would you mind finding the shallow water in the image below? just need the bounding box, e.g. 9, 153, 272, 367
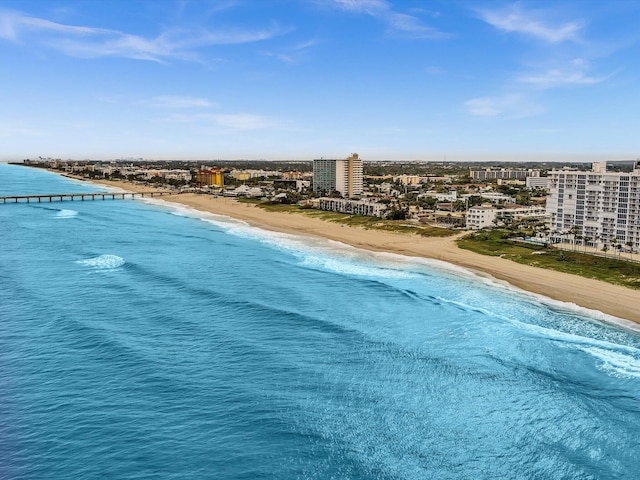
1, 164, 639, 479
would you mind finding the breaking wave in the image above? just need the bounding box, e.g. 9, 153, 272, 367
76, 254, 125, 270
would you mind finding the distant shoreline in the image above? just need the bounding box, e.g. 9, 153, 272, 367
51, 171, 640, 326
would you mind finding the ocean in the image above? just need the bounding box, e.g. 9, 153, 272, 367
1, 163, 639, 479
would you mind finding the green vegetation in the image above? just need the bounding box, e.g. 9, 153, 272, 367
457, 230, 640, 289
239, 198, 455, 237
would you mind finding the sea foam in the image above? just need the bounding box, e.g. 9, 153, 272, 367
137, 196, 640, 333
77, 254, 125, 270
55, 209, 78, 219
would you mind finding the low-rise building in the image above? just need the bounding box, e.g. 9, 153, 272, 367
318, 197, 386, 217
471, 168, 541, 181
224, 184, 263, 197
466, 206, 497, 229
419, 190, 457, 202
526, 176, 550, 189
462, 192, 515, 205
466, 205, 549, 229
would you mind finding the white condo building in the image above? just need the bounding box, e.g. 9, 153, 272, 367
313, 153, 363, 198
546, 161, 640, 252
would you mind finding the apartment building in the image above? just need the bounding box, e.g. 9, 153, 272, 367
466, 205, 548, 229
313, 153, 363, 198
546, 161, 640, 251
471, 168, 541, 181
318, 198, 386, 217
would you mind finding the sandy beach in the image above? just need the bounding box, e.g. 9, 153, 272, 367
65, 174, 640, 325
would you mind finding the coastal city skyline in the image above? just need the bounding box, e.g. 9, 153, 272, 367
1, 0, 639, 162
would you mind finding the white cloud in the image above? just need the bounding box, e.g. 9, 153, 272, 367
465, 94, 544, 118
517, 59, 611, 88
0, 9, 284, 62
160, 112, 278, 131
331, 0, 448, 39
478, 3, 583, 43
212, 114, 277, 130
146, 96, 216, 109
518, 69, 604, 88
333, 0, 388, 14
262, 37, 320, 64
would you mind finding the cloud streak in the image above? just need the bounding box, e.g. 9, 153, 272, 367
262, 38, 320, 64
518, 69, 605, 88
465, 93, 544, 119
477, 3, 584, 43
160, 112, 279, 132
0, 9, 284, 62
145, 96, 216, 109
332, 0, 448, 39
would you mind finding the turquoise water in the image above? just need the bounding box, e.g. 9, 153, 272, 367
1, 163, 639, 479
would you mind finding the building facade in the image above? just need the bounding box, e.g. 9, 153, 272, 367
525, 177, 550, 189
318, 198, 386, 217
466, 205, 548, 230
313, 153, 363, 197
196, 168, 224, 187
471, 168, 541, 181
546, 161, 640, 252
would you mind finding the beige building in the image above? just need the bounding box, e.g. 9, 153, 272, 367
313, 153, 363, 198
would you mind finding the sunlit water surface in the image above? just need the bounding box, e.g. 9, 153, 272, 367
1, 164, 639, 479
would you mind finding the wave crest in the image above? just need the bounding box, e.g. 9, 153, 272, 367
55, 209, 78, 218
77, 254, 125, 270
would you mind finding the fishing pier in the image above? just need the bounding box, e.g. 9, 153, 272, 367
0, 191, 175, 204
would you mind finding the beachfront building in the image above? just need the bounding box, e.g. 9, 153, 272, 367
546, 161, 640, 252
471, 168, 541, 181
466, 206, 497, 229
318, 198, 386, 217
313, 153, 363, 198
467, 205, 549, 230
196, 168, 224, 187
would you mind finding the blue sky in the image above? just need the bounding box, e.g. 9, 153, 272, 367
1, 0, 639, 161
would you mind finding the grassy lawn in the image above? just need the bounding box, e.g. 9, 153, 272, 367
457, 230, 640, 289
237, 198, 456, 237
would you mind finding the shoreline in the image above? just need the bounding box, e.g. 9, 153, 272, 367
58, 173, 640, 325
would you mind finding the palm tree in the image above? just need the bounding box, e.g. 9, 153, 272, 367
568, 224, 581, 251
583, 236, 592, 254
626, 241, 634, 261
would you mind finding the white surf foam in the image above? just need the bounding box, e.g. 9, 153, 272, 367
77, 254, 125, 270
578, 346, 640, 378
135, 197, 640, 332
55, 209, 78, 219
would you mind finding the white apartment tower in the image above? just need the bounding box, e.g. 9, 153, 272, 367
313, 153, 363, 198
546, 161, 640, 252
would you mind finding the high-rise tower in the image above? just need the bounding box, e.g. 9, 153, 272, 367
313, 153, 363, 198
